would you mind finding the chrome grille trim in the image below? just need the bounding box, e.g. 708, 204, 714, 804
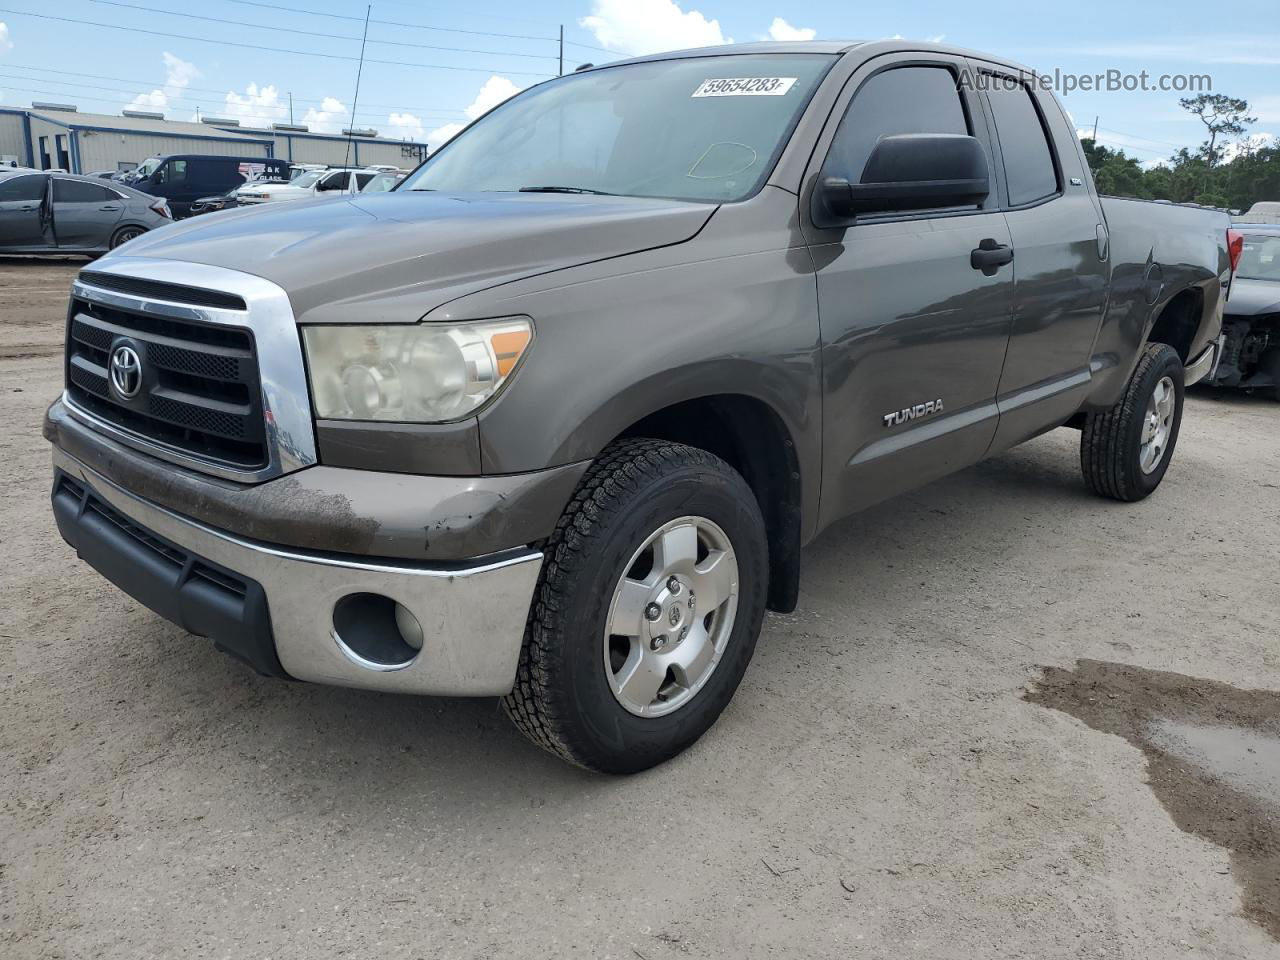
63, 256, 317, 483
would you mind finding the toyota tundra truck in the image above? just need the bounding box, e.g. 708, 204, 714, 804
44, 40, 1234, 773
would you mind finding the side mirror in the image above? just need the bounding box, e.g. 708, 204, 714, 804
815, 133, 990, 225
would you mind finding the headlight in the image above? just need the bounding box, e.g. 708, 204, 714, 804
302, 317, 533, 422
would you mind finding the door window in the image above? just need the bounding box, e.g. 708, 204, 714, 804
985, 78, 1059, 206
154, 159, 187, 185
53, 179, 116, 203
826, 66, 970, 181
320, 172, 350, 190
354, 172, 376, 189
0, 174, 47, 201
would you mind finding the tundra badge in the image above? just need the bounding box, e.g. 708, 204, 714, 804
883, 399, 944, 428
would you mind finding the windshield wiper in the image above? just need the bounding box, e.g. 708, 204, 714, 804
518, 185, 614, 195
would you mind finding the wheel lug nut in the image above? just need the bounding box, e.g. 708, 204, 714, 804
667, 576, 681, 594
679, 626, 689, 641
651, 636, 666, 651
687, 593, 696, 612
645, 602, 661, 621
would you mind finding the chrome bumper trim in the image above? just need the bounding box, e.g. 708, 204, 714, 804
54, 447, 542, 697
1185, 339, 1218, 387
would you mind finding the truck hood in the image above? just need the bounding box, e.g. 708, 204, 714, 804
115, 192, 716, 324
1226, 277, 1280, 317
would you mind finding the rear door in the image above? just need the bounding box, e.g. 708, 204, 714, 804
52, 178, 125, 249
973, 65, 1109, 450
803, 54, 1016, 523
0, 173, 52, 249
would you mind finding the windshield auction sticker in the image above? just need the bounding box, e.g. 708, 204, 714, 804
691, 77, 798, 97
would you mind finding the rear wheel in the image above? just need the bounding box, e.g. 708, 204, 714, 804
109, 225, 146, 249
1081, 342, 1185, 501
503, 438, 768, 773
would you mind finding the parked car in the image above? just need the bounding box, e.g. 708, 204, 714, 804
0, 170, 172, 253
121, 155, 290, 218
188, 187, 243, 217
1201, 224, 1280, 398
45, 40, 1231, 773
236, 167, 381, 204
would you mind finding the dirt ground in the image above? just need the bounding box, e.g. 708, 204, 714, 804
2, 256, 1279, 959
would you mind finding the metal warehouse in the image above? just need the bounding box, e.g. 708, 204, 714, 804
0, 104, 427, 173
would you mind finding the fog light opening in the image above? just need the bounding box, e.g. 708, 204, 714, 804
332, 593, 422, 671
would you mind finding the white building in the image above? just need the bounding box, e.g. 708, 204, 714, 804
0, 104, 428, 173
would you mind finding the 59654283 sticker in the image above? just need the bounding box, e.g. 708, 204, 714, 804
691, 77, 799, 98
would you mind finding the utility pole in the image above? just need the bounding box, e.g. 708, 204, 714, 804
196, 106, 201, 122
289, 92, 294, 125
559, 25, 564, 77
1092, 115, 1099, 141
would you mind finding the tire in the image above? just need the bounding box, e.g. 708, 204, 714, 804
1081, 342, 1185, 501
109, 225, 146, 249
503, 438, 769, 774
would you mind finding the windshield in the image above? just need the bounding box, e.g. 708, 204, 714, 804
1236, 235, 1280, 282
291, 170, 326, 189
133, 157, 162, 179
362, 173, 400, 193
400, 54, 834, 203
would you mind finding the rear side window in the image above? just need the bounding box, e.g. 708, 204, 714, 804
54, 179, 116, 203
985, 78, 1059, 206
0, 174, 46, 201
354, 173, 375, 189
826, 66, 970, 180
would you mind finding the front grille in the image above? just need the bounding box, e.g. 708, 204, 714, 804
65, 295, 268, 470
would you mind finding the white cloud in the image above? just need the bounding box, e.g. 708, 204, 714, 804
387, 111, 426, 141
581, 0, 729, 56
767, 17, 815, 42
0, 22, 13, 54
301, 96, 348, 135
425, 75, 521, 147
123, 51, 198, 116
219, 82, 288, 128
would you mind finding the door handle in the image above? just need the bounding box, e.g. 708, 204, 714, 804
99, 204, 122, 211
970, 238, 1014, 275
18, 203, 37, 210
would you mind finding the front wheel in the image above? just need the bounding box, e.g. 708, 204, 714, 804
504, 438, 768, 773
1081, 342, 1185, 501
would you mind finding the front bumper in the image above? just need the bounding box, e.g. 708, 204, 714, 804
52, 446, 543, 696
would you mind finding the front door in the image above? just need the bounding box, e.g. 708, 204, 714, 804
0, 174, 52, 249
803, 56, 1015, 524
53, 177, 125, 249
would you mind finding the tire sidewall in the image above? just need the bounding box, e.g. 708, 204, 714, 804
1125, 347, 1185, 495
548, 464, 767, 773
111, 227, 145, 249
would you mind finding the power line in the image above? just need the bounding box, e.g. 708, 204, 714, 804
0, 8, 554, 78
211, 0, 613, 53
89, 0, 561, 61
0, 62, 469, 116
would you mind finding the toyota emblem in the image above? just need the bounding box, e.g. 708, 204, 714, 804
109, 344, 143, 399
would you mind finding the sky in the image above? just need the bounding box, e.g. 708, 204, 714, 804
0, 0, 1277, 164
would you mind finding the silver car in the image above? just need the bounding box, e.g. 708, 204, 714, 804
0, 171, 173, 255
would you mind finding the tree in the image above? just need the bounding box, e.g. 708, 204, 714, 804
1179, 93, 1256, 169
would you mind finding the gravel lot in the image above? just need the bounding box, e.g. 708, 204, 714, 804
3, 256, 1279, 959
